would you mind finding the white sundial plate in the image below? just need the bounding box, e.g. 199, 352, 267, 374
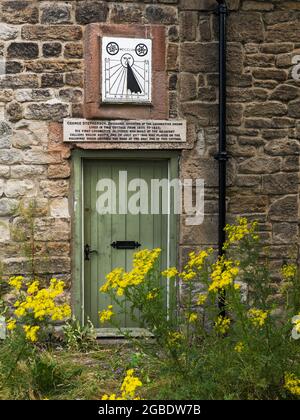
101, 36, 152, 104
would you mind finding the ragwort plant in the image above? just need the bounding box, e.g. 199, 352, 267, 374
99, 218, 300, 400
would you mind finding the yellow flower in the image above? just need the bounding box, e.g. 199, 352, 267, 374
188, 312, 198, 323
8, 276, 24, 291
248, 308, 268, 328
209, 257, 239, 292
27, 280, 39, 295
223, 217, 258, 249
281, 264, 297, 280
214, 316, 231, 335
6, 319, 16, 331
284, 373, 300, 396
161, 267, 178, 278
14, 306, 26, 318
100, 249, 161, 295
23, 325, 40, 342
99, 305, 114, 323
146, 288, 159, 300
180, 270, 197, 281
234, 341, 245, 353
292, 315, 300, 334
196, 293, 207, 306
167, 331, 183, 345
120, 369, 142, 399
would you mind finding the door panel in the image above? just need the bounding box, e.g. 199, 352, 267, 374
83, 159, 170, 328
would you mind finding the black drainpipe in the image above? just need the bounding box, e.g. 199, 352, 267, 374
214, 0, 228, 314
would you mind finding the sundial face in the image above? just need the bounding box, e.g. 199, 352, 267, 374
101, 36, 152, 104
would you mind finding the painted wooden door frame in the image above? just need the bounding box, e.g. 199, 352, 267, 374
71, 149, 180, 325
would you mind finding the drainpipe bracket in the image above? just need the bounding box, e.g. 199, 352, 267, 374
214, 151, 230, 161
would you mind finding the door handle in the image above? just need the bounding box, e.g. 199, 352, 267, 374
111, 241, 141, 250
84, 244, 98, 261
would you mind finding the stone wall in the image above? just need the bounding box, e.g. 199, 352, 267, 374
0, 0, 299, 290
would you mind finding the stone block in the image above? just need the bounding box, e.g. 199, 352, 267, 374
2, 1, 38, 24
269, 196, 298, 222
75, 1, 109, 24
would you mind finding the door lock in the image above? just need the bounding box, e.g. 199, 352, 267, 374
84, 244, 98, 261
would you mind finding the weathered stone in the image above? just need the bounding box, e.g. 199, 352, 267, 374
167, 43, 178, 71
42, 43, 62, 58
0, 180, 4, 197
230, 195, 268, 214
15, 89, 52, 103
34, 217, 70, 242
198, 87, 216, 102
245, 53, 274, 68
179, 11, 198, 41
242, 1, 273, 11
272, 117, 296, 129
0, 166, 10, 178
239, 156, 281, 174
59, 88, 83, 103
282, 155, 299, 172
2, 1, 38, 24
65, 72, 83, 87
0, 218, 10, 242
0, 90, 13, 103
10, 165, 46, 179
180, 42, 218, 73
273, 223, 299, 245
270, 84, 300, 102
181, 156, 218, 187
180, 215, 218, 245
0, 121, 12, 139
41, 4, 71, 24
252, 69, 287, 82
0, 74, 39, 89
227, 44, 244, 74
199, 16, 211, 42
50, 198, 70, 218
23, 150, 61, 165
145, 6, 177, 24
288, 101, 300, 118
236, 175, 261, 188
25, 60, 81, 73
40, 180, 69, 198
47, 163, 70, 179
0, 198, 19, 216
179, 0, 217, 11
22, 25, 82, 41
169, 73, 177, 90
276, 53, 293, 68
5, 61, 24, 74
228, 13, 264, 42
4, 180, 36, 198
181, 102, 218, 126
64, 43, 83, 59
260, 43, 293, 54
227, 87, 268, 102
168, 26, 179, 42
264, 139, 300, 156
266, 21, 300, 42
75, 1, 109, 24
0, 24, 18, 41
262, 173, 299, 194
245, 102, 287, 118
7, 42, 39, 60
41, 74, 64, 88
110, 4, 143, 23
269, 196, 298, 222
261, 129, 288, 140
6, 102, 23, 122
25, 103, 69, 121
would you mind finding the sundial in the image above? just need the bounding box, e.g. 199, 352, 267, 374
101, 36, 152, 104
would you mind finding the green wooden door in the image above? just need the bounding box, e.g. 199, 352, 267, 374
83, 159, 173, 329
